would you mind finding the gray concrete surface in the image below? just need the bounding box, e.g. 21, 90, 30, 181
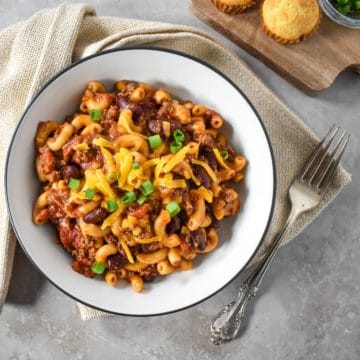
1, 1, 359, 359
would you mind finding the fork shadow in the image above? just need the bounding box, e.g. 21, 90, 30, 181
5, 244, 46, 305
210, 244, 294, 340
218, 264, 262, 337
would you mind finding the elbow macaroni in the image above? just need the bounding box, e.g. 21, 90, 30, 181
33, 79, 246, 292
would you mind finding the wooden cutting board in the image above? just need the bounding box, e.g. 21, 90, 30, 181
190, 0, 360, 92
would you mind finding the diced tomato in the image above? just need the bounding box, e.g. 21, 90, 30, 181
128, 204, 149, 219
58, 221, 72, 250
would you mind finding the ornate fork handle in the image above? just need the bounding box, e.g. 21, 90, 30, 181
210, 208, 300, 345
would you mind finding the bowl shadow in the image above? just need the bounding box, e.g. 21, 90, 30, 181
5, 244, 46, 305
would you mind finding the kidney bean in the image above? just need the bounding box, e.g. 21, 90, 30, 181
205, 204, 220, 228
49, 217, 62, 224
62, 164, 81, 180
83, 208, 108, 225
169, 119, 182, 132
117, 95, 129, 110
107, 253, 128, 270
148, 119, 162, 134
166, 215, 181, 234
190, 229, 207, 252
143, 274, 157, 282
200, 146, 218, 170
130, 104, 142, 121
192, 164, 211, 188
129, 99, 157, 121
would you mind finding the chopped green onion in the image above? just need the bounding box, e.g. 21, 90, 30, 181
137, 194, 147, 205
106, 171, 119, 183
106, 198, 119, 212
166, 201, 181, 217
68, 177, 80, 190
341, 4, 351, 13
333, 0, 360, 14
148, 134, 163, 149
90, 108, 102, 122
173, 129, 185, 143
220, 150, 229, 160
84, 188, 96, 199
91, 261, 105, 275
140, 180, 154, 196
132, 161, 140, 170
121, 191, 137, 205
170, 141, 183, 153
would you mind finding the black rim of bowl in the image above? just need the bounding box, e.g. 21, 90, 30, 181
5, 46, 277, 317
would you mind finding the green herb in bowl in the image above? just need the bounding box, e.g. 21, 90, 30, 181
332, 0, 360, 15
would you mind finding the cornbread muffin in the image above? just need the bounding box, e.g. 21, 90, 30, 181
211, 0, 256, 14
261, 0, 320, 44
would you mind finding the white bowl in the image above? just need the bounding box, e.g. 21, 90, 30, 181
5, 48, 276, 316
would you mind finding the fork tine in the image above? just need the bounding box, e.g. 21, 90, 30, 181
308, 127, 341, 184
300, 125, 338, 181
316, 132, 349, 192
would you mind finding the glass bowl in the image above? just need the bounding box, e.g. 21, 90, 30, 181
319, 0, 360, 29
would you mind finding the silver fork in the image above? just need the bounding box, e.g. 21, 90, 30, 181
210, 126, 349, 345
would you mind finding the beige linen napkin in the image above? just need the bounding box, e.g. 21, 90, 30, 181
0, 4, 350, 320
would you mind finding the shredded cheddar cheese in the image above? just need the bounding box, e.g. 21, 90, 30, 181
73, 143, 89, 151
133, 236, 162, 244
213, 148, 231, 170
163, 121, 171, 138
155, 174, 187, 188
93, 137, 115, 150
163, 145, 191, 173
95, 169, 117, 199
101, 210, 122, 230
120, 239, 135, 264
191, 159, 217, 183
118, 108, 147, 139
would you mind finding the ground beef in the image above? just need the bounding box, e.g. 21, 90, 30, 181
193, 132, 216, 148
72, 148, 103, 170
105, 233, 119, 245
139, 264, 158, 282
62, 135, 83, 161
139, 242, 161, 254
101, 105, 119, 128
47, 188, 70, 219
70, 227, 97, 278
72, 261, 94, 278
38, 146, 56, 174
148, 119, 162, 134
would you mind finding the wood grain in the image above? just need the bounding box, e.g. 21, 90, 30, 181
190, 0, 360, 92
